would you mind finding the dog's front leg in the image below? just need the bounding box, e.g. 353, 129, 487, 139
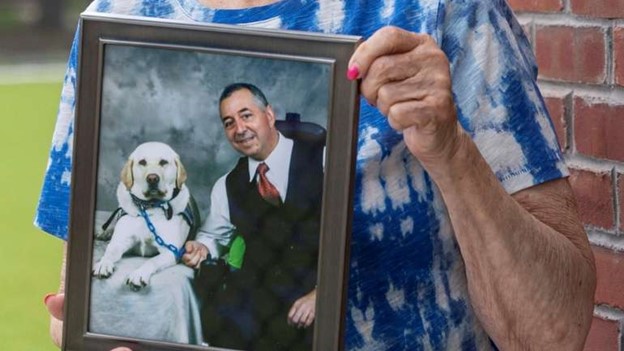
126, 251, 177, 290
92, 232, 136, 279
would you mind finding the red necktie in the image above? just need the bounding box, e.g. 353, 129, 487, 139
256, 162, 282, 206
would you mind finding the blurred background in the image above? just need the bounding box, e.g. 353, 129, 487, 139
0, 0, 85, 64
0, 1, 88, 350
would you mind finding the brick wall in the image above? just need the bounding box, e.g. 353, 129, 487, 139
507, 0, 624, 349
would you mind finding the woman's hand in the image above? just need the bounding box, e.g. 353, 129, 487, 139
44, 293, 64, 347
348, 26, 466, 174
43, 293, 132, 351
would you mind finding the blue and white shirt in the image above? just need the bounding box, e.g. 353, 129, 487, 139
35, 0, 567, 349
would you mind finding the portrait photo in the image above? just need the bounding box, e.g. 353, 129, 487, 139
89, 42, 330, 350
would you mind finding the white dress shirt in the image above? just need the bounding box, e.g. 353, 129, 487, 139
196, 132, 293, 258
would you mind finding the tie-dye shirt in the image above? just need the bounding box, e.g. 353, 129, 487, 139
35, 0, 567, 349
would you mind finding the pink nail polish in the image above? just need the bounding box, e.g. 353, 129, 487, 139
44, 293, 56, 305
347, 66, 359, 80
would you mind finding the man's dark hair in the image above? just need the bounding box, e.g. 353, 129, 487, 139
219, 82, 269, 109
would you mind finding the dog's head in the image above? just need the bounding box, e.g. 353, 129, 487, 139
120, 142, 187, 201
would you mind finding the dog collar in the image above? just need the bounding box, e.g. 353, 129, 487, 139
130, 194, 174, 220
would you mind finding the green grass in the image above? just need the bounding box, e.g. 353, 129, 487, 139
0, 81, 65, 350
0, 8, 20, 29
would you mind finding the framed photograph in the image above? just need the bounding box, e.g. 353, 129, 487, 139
64, 13, 360, 351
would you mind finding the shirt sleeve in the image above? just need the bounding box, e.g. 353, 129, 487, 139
33, 25, 81, 240
195, 176, 236, 258
33, 1, 119, 240
439, 0, 568, 194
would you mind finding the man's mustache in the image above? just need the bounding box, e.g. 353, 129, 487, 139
233, 131, 256, 142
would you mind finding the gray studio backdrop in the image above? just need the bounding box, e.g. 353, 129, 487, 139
95, 44, 331, 215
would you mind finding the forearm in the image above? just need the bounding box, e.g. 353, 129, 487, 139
345, 23, 595, 349
427, 130, 596, 350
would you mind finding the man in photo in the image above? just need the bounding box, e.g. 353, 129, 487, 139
182, 82, 323, 351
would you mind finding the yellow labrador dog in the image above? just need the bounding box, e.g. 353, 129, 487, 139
93, 141, 199, 290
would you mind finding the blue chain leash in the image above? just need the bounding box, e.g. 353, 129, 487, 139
138, 208, 186, 260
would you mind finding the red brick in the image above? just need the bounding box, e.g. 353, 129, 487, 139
568, 169, 614, 230
619, 174, 624, 231
584, 316, 619, 351
593, 246, 624, 308
574, 97, 624, 162
535, 26, 606, 84
615, 27, 624, 87
508, 0, 563, 12
544, 95, 567, 150
571, 0, 624, 19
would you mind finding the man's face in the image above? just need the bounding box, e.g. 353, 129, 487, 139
220, 89, 277, 161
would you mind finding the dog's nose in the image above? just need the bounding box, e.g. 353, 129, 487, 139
146, 174, 160, 185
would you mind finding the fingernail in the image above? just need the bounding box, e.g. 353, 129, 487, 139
347, 65, 359, 80
43, 293, 56, 305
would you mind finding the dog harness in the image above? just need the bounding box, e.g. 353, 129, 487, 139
100, 189, 196, 261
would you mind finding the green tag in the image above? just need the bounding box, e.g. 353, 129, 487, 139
227, 235, 246, 269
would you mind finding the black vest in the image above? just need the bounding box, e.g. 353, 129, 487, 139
225, 137, 324, 301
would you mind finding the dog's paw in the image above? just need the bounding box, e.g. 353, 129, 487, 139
126, 270, 151, 291
92, 260, 115, 278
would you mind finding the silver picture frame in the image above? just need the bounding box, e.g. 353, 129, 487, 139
64, 13, 360, 351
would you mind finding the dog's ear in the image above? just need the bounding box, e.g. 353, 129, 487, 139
175, 157, 187, 188
121, 159, 134, 189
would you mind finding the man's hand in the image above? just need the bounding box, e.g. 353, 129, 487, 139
182, 241, 209, 269
287, 289, 316, 329
43, 293, 132, 351
348, 26, 463, 171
